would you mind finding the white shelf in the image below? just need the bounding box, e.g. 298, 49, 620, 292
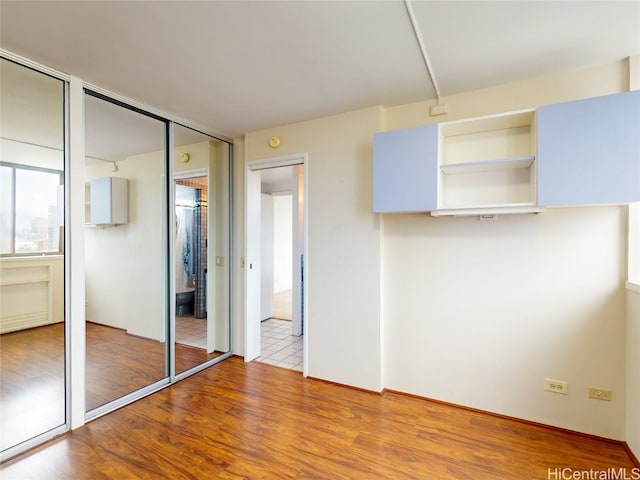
438, 109, 537, 211
430, 203, 543, 217
440, 156, 535, 175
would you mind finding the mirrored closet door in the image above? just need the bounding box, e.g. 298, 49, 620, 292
0, 57, 67, 453
173, 125, 231, 376
84, 92, 170, 414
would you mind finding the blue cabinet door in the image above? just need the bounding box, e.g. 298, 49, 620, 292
538, 90, 640, 206
373, 124, 438, 213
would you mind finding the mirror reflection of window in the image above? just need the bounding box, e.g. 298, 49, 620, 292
0, 57, 66, 453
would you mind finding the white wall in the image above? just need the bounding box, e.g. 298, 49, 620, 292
0, 57, 63, 153
273, 195, 293, 293
626, 54, 640, 461
244, 106, 384, 391
174, 140, 210, 172
628, 288, 640, 458
209, 141, 231, 353
260, 193, 274, 320
85, 150, 166, 342
383, 208, 627, 439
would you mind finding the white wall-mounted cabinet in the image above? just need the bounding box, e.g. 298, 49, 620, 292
373, 125, 438, 213
373, 91, 640, 215
85, 176, 128, 226
437, 110, 537, 214
537, 90, 640, 206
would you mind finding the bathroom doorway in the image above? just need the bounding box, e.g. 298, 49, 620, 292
174, 177, 207, 351
173, 125, 231, 376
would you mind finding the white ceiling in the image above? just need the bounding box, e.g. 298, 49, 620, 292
260, 165, 297, 194
1, 1, 639, 139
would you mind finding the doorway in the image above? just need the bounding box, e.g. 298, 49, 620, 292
174, 176, 207, 352
245, 155, 307, 374
172, 123, 232, 376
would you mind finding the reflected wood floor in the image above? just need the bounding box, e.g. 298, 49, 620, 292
87, 322, 223, 409
1, 356, 635, 479
86, 322, 167, 410
1, 322, 224, 447
0, 324, 65, 450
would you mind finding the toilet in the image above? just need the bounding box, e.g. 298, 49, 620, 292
176, 291, 194, 316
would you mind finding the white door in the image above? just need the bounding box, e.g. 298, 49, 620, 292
244, 168, 262, 361
260, 194, 275, 320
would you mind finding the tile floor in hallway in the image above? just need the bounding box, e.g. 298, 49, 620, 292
256, 318, 303, 371
175, 315, 206, 349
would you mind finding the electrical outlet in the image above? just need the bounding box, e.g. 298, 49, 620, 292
544, 379, 569, 395
588, 388, 612, 401
216, 256, 224, 267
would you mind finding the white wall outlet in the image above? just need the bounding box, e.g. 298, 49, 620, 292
588, 388, 612, 401
216, 256, 224, 267
544, 379, 569, 395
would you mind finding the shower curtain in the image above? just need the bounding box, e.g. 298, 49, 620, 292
175, 206, 195, 293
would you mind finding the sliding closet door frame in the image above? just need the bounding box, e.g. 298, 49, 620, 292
0, 49, 235, 461
68, 75, 85, 430
80, 91, 235, 418
0, 52, 71, 463
83, 89, 172, 421
172, 126, 234, 382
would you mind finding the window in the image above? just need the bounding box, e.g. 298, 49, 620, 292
0, 162, 63, 255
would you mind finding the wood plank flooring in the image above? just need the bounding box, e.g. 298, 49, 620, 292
85, 322, 167, 410
1, 356, 635, 479
88, 322, 222, 410
1, 322, 224, 450
0, 324, 65, 450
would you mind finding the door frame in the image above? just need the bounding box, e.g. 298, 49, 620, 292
244, 153, 308, 376
173, 168, 213, 356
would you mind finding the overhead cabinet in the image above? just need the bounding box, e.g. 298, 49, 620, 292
373, 90, 640, 215
537, 90, 640, 206
373, 125, 438, 213
435, 110, 538, 216
373, 110, 540, 215
86, 176, 128, 226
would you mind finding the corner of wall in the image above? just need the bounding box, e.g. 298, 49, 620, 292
627, 288, 640, 460
626, 53, 640, 462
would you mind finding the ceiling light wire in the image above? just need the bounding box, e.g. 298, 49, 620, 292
403, 0, 442, 104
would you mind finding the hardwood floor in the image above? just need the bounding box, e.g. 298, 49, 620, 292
86, 322, 167, 410
0, 324, 65, 450
1, 356, 635, 479
87, 322, 223, 409
1, 322, 224, 449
